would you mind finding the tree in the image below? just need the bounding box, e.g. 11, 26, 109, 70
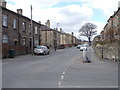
79, 23, 97, 45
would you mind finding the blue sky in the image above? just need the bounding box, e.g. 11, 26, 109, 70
5, 0, 119, 40
52, 2, 83, 8
91, 9, 107, 23
52, 1, 107, 22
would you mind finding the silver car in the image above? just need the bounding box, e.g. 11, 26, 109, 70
77, 45, 81, 49
34, 46, 50, 55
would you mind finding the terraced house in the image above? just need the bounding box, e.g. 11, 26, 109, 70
100, 7, 120, 43
1, 0, 79, 58
2, 4, 42, 58
94, 3, 120, 61
41, 25, 78, 49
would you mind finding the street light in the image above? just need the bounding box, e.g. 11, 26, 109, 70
30, 5, 34, 55
57, 23, 59, 31
101, 46, 103, 58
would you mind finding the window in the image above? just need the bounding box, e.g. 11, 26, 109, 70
35, 26, 38, 34
21, 37, 26, 46
13, 19, 17, 29
34, 38, 39, 46
3, 35, 8, 43
22, 22, 26, 31
2, 15, 8, 27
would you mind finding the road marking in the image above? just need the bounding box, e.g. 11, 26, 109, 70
58, 81, 62, 86
62, 72, 65, 75
61, 75, 64, 80
58, 71, 66, 87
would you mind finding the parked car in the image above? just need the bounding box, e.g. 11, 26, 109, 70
80, 44, 88, 51
34, 45, 50, 55
77, 45, 81, 49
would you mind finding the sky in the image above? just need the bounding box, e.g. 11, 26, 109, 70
5, 0, 120, 40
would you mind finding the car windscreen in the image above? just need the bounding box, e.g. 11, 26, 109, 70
81, 44, 88, 47
36, 46, 44, 49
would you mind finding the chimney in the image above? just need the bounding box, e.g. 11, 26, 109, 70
1, 0, 7, 8
114, 11, 116, 15
60, 28, 62, 32
38, 21, 41, 24
45, 20, 50, 28
17, 9, 23, 15
72, 32, 74, 36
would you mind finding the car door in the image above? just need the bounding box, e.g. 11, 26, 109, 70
44, 46, 48, 54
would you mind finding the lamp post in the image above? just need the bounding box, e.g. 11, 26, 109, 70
30, 5, 34, 55
45, 26, 47, 45
57, 23, 59, 31
56, 23, 59, 49
101, 46, 103, 58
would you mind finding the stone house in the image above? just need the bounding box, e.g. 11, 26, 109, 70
112, 9, 120, 41
60, 33, 68, 46
101, 8, 120, 43
2, 2, 41, 58
41, 26, 64, 49
100, 30, 104, 41
95, 5, 120, 61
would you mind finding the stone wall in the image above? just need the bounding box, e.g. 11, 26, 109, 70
93, 43, 119, 61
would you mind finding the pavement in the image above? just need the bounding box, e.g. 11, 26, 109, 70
2, 48, 58, 62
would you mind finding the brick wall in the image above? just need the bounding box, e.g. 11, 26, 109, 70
2, 43, 26, 58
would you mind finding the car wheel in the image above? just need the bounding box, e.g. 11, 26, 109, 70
47, 52, 49, 55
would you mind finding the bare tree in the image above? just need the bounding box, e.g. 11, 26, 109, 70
79, 23, 97, 45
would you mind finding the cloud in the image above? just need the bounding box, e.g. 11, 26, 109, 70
80, 0, 119, 17
5, 0, 119, 40
31, 4, 93, 35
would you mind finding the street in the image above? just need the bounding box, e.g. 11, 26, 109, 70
2, 47, 118, 88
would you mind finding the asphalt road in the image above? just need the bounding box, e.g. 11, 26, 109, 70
2, 47, 118, 88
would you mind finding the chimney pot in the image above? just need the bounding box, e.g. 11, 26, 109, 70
38, 21, 41, 24
17, 9, 23, 15
1, 0, 7, 8
45, 20, 50, 28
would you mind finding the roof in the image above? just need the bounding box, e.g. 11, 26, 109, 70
2, 6, 41, 25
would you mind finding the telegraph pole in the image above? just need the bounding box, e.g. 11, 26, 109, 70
57, 23, 59, 31
31, 5, 33, 55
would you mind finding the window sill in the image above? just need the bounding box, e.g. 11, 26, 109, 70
2, 26, 8, 28
13, 28, 17, 30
